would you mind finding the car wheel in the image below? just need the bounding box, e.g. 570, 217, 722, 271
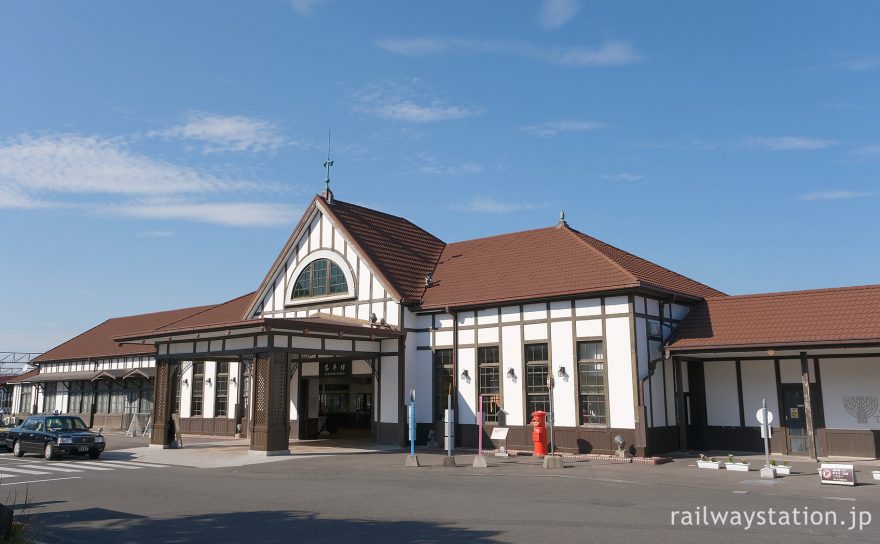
88, 450, 101, 460
44, 442, 56, 461
12, 441, 23, 457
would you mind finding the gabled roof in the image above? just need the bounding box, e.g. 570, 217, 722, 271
33, 294, 255, 364
667, 284, 880, 351
322, 197, 446, 303
419, 224, 723, 310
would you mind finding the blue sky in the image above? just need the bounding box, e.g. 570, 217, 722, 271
1, 1, 878, 352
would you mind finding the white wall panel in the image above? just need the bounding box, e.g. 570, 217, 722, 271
549, 301, 571, 319
434, 330, 453, 346
574, 298, 601, 316
501, 325, 524, 426
457, 311, 476, 327
740, 361, 777, 427
550, 321, 576, 427
605, 296, 629, 315
650, 361, 667, 427
703, 361, 739, 427
523, 323, 548, 341
477, 326, 499, 344
523, 303, 547, 321
477, 308, 498, 325
413, 348, 434, 423
605, 317, 635, 429
500, 306, 520, 323
380, 356, 398, 423
458, 328, 475, 346
575, 319, 602, 338
779, 358, 816, 384
457, 347, 476, 424
820, 357, 880, 430
635, 317, 648, 381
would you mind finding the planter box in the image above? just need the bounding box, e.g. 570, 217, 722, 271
725, 462, 751, 472
872, 471, 880, 481
773, 465, 792, 476
697, 460, 721, 469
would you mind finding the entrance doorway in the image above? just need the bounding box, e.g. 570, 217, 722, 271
781, 386, 807, 455
299, 371, 373, 441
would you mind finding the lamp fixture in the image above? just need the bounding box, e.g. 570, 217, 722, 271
231, 376, 237, 385
206, 377, 212, 386
460, 369, 471, 383
183, 378, 189, 386
506, 367, 517, 382
557, 366, 568, 381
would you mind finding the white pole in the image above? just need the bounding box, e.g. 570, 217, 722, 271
762, 398, 771, 468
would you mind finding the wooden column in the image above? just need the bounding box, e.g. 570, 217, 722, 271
249, 352, 290, 455
150, 360, 173, 447
800, 351, 817, 460
673, 357, 688, 451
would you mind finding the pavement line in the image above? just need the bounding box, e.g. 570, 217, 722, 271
76, 461, 140, 470
99, 460, 167, 468
0, 473, 23, 479
36, 462, 114, 471
823, 496, 856, 502
12, 464, 82, 473
0, 466, 51, 475
0, 476, 81, 486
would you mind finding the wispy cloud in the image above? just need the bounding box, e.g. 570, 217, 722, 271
745, 136, 837, 151
539, 0, 580, 30
375, 38, 643, 67
602, 173, 644, 182
150, 112, 288, 153
288, 0, 327, 16
520, 120, 602, 137
0, 133, 294, 227
408, 153, 482, 176
800, 191, 872, 201
452, 196, 550, 214
353, 79, 483, 123
834, 56, 880, 72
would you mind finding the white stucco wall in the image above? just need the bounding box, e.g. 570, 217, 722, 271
820, 357, 880, 430
703, 361, 739, 427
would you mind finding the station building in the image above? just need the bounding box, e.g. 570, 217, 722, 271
11, 189, 880, 459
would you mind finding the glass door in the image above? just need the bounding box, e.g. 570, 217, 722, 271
781, 386, 807, 455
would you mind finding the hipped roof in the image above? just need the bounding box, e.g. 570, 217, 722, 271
667, 284, 880, 351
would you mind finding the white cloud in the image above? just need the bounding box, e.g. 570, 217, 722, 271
375, 38, 643, 67
520, 120, 603, 137
0, 132, 294, 227
151, 112, 287, 153
288, 0, 326, 15
602, 173, 644, 182
452, 196, 549, 214
353, 79, 483, 123
745, 136, 837, 151
408, 153, 483, 176
539, 0, 580, 30
800, 191, 872, 201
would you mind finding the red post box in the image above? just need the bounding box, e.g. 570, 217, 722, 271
531, 411, 548, 456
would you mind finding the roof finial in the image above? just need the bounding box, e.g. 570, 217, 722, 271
558, 209, 567, 227
323, 129, 334, 203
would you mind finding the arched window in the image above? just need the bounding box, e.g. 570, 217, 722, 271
292, 259, 349, 299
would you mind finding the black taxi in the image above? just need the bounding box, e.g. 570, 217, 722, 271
5, 415, 105, 460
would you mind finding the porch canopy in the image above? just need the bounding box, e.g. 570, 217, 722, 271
665, 285, 880, 458
115, 312, 402, 455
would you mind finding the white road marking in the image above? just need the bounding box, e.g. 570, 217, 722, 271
0, 466, 51, 475
0, 476, 81, 486
823, 496, 856, 502
75, 461, 140, 470
14, 465, 82, 473
99, 460, 167, 468
32, 461, 114, 471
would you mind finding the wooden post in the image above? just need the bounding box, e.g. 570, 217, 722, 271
800, 351, 817, 460
673, 357, 688, 451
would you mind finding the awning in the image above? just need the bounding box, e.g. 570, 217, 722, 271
123, 368, 156, 380
16, 371, 100, 384
92, 369, 130, 381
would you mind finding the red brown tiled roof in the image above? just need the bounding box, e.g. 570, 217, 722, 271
667, 284, 880, 351
150, 292, 255, 333
324, 197, 446, 303
419, 224, 722, 310
32, 294, 255, 364
2, 369, 39, 385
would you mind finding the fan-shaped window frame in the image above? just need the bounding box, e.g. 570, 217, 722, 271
285, 250, 356, 306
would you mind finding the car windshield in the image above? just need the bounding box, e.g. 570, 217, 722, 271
45, 417, 89, 432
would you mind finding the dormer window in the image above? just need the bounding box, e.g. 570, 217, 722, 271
292, 259, 348, 299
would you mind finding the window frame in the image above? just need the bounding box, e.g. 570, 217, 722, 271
191, 362, 204, 417
576, 339, 609, 427
524, 343, 550, 421
433, 349, 453, 423
477, 345, 502, 424
285, 251, 356, 307
215, 362, 229, 418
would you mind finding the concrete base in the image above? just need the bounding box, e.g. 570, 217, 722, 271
543, 455, 565, 469
760, 467, 777, 479
248, 449, 291, 457
442, 456, 457, 468
404, 455, 421, 467
495, 452, 509, 458
148, 443, 176, 450
472, 455, 488, 468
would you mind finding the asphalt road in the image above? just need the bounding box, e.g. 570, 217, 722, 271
3, 440, 878, 544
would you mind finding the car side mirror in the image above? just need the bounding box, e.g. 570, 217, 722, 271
97, 427, 103, 436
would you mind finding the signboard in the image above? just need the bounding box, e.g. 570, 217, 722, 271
755, 408, 774, 425
320, 362, 350, 377
490, 427, 510, 440
819, 463, 857, 486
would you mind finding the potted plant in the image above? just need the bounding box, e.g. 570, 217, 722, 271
770, 459, 793, 476
872, 465, 880, 481
725, 454, 751, 472
697, 454, 721, 469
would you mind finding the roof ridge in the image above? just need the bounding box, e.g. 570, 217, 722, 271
445, 225, 561, 247
156, 292, 256, 331
560, 226, 640, 285
569, 227, 726, 297
706, 283, 880, 301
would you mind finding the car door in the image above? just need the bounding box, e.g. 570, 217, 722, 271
15, 418, 36, 451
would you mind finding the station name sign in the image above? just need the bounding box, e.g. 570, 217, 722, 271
320, 362, 351, 377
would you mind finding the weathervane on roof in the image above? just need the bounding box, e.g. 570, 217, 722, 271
323, 129, 334, 203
